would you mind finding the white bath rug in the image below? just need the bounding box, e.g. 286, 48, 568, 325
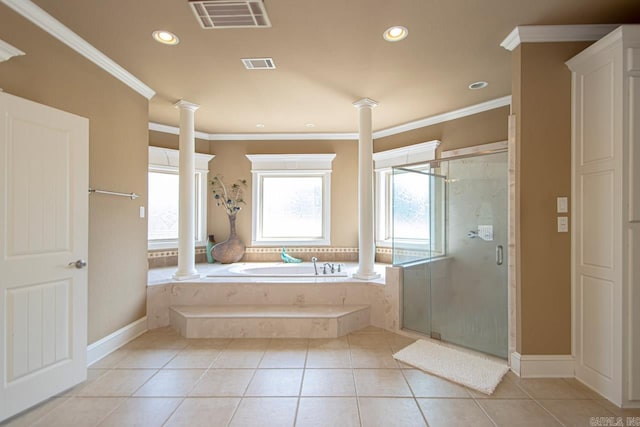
393, 339, 509, 395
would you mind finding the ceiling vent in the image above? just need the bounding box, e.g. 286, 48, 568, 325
242, 58, 276, 70
188, 0, 271, 29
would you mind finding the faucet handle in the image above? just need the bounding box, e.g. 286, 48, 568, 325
311, 256, 318, 262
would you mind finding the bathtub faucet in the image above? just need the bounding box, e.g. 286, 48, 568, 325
311, 257, 318, 275
322, 263, 335, 274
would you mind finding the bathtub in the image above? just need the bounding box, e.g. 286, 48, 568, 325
225, 262, 348, 277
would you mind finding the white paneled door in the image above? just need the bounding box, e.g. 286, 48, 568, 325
0, 92, 88, 421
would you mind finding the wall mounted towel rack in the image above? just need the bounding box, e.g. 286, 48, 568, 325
89, 188, 139, 200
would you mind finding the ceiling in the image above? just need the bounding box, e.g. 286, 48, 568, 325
31, 0, 640, 134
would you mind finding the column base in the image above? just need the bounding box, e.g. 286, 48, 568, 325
172, 271, 202, 281
352, 271, 381, 280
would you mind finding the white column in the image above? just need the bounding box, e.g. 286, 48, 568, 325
172, 100, 201, 281
353, 98, 380, 280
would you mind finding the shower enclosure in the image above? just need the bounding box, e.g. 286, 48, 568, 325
394, 150, 508, 358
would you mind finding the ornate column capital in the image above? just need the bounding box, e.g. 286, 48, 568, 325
173, 100, 200, 111
353, 98, 379, 109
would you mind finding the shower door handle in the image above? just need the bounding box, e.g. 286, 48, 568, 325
496, 245, 504, 265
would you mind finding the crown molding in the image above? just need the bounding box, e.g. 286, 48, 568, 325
373, 96, 512, 139
500, 24, 619, 52
0, 0, 155, 99
148, 95, 511, 142
149, 122, 212, 140
373, 140, 440, 170
0, 38, 25, 62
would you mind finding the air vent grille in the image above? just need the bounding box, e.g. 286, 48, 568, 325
189, 0, 271, 29
242, 58, 276, 70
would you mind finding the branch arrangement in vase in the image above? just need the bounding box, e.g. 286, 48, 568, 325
211, 175, 247, 216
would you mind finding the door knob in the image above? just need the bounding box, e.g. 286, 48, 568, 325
68, 259, 87, 269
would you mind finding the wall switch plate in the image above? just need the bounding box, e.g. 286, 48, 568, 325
557, 197, 568, 213
139, 206, 145, 218
557, 216, 568, 232
478, 225, 493, 241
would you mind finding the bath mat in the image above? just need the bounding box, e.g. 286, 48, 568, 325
393, 339, 509, 395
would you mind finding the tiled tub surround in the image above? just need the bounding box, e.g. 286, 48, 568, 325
147, 263, 402, 338
149, 247, 393, 267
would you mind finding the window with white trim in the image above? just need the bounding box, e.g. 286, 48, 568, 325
246, 154, 336, 246
147, 146, 214, 250
373, 140, 440, 248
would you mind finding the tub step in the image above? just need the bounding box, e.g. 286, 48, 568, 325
169, 304, 370, 338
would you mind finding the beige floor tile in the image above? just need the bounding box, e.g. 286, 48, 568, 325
518, 378, 594, 399
260, 348, 308, 368
185, 338, 232, 349
469, 375, 529, 399
97, 397, 181, 427
212, 349, 266, 368
267, 339, 309, 349
350, 348, 399, 368
228, 397, 298, 427
77, 369, 157, 397
358, 397, 426, 426
562, 378, 605, 399
1, 398, 69, 427
58, 369, 108, 396
189, 369, 255, 397
348, 334, 390, 349
245, 369, 303, 396
307, 337, 349, 350
353, 369, 412, 397
114, 349, 179, 369
226, 338, 271, 350
88, 349, 130, 369
134, 369, 205, 397
477, 399, 562, 426
386, 333, 416, 351
538, 399, 615, 427
296, 397, 360, 427
403, 369, 470, 398
306, 349, 351, 368
350, 326, 385, 335
163, 397, 240, 427
32, 397, 124, 427
595, 399, 640, 417
164, 348, 220, 369
301, 369, 356, 396
417, 398, 494, 427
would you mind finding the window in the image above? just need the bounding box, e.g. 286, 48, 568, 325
148, 146, 214, 250
246, 154, 336, 246
373, 140, 440, 248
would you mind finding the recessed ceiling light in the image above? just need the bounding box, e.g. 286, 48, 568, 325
305, 123, 315, 128
152, 30, 179, 45
256, 123, 265, 128
383, 26, 408, 42
469, 81, 489, 90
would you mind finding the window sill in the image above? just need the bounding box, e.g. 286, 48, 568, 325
251, 239, 331, 247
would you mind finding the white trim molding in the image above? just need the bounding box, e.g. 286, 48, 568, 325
0, 39, 25, 62
0, 0, 155, 99
441, 140, 507, 159
246, 154, 336, 247
87, 317, 148, 366
510, 352, 575, 378
373, 96, 511, 139
148, 96, 511, 142
500, 24, 619, 51
373, 140, 440, 170
149, 145, 214, 171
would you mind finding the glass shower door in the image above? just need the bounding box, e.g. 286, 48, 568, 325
392, 167, 445, 336
431, 152, 508, 358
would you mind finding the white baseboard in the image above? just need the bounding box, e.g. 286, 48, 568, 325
510, 352, 575, 378
87, 316, 147, 366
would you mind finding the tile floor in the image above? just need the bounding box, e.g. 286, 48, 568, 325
2, 326, 639, 426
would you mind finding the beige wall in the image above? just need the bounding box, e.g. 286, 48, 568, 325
513, 42, 591, 355
0, 6, 149, 344
375, 106, 510, 154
